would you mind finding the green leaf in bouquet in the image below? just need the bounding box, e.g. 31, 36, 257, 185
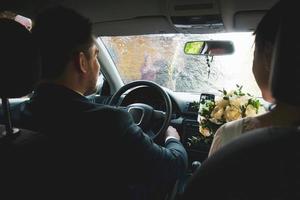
223, 96, 229, 100
248, 98, 261, 110
219, 88, 227, 96
240, 105, 246, 117
199, 100, 215, 117
191, 101, 200, 111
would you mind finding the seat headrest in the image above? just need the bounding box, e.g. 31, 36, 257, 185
0, 19, 40, 98
183, 127, 300, 199
270, 3, 300, 106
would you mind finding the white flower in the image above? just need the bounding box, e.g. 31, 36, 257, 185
227, 90, 235, 96
245, 104, 257, 117
230, 96, 248, 107
210, 105, 224, 121
215, 98, 229, 108
224, 105, 242, 122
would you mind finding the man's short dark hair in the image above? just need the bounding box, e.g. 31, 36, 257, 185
32, 6, 94, 79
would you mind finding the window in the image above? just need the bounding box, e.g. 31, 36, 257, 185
101, 32, 260, 97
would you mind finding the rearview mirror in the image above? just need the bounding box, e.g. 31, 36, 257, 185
184, 40, 234, 56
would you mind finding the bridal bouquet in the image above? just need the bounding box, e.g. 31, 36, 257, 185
188, 85, 266, 146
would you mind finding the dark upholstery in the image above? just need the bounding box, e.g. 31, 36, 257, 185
0, 18, 48, 197
270, 3, 300, 106
0, 124, 50, 198
182, 127, 300, 200
0, 18, 40, 135
0, 19, 40, 98
0, 19, 45, 149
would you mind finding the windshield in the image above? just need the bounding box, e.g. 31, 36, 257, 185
101, 32, 260, 97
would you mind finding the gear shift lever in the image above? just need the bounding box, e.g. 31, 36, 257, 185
178, 161, 202, 195
191, 161, 201, 173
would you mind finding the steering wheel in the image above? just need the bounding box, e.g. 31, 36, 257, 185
108, 80, 172, 140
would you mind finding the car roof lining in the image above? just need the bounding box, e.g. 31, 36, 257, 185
2, 0, 280, 35
93, 16, 177, 37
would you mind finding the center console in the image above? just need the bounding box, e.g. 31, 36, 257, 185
182, 118, 210, 164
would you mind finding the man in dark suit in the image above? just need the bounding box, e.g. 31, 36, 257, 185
24, 5, 187, 199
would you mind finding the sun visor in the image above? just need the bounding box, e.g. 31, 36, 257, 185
234, 11, 266, 32
93, 16, 176, 36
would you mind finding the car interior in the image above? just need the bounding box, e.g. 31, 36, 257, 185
3, 0, 299, 199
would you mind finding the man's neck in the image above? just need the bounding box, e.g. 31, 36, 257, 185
44, 79, 85, 96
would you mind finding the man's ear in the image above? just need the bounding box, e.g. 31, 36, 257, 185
78, 52, 88, 74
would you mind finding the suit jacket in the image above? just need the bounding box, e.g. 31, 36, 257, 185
17, 83, 188, 199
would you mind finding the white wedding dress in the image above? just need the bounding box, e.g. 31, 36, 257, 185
208, 117, 260, 157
